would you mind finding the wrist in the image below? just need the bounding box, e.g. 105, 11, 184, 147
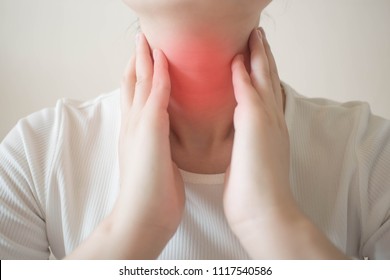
103, 214, 173, 259
232, 208, 346, 259
232, 201, 304, 240
66, 214, 172, 259
228, 190, 300, 238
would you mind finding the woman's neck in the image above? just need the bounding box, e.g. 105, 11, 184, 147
139, 16, 260, 151
164, 31, 248, 150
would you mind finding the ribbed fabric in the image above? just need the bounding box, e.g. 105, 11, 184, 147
0, 82, 389, 259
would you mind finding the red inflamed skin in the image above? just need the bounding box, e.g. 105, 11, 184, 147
167, 38, 239, 109
143, 29, 252, 131
166, 36, 234, 110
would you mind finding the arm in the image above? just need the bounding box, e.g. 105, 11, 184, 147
234, 204, 348, 259
224, 28, 348, 259
0, 110, 54, 259
357, 110, 390, 259
66, 34, 184, 259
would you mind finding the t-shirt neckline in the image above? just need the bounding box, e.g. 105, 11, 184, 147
179, 168, 226, 185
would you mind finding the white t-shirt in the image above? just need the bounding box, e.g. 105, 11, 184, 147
0, 82, 389, 259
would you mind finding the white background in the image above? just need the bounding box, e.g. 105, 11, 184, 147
1, 0, 389, 140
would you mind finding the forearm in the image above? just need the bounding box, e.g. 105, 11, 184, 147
64, 216, 169, 260
236, 208, 349, 260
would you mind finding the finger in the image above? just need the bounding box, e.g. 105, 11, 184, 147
231, 54, 260, 106
249, 28, 274, 106
133, 33, 154, 108
120, 54, 136, 114
147, 49, 171, 110
259, 27, 284, 113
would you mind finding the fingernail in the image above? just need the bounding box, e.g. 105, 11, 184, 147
256, 29, 263, 41
259, 27, 267, 40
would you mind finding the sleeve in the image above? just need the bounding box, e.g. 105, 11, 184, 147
0, 106, 60, 259
356, 109, 390, 260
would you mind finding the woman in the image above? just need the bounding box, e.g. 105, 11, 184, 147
0, 0, 389, 259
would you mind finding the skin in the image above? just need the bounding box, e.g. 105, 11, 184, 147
66, 0, 348, 259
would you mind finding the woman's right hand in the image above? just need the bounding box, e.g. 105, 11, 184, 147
66, 34, 184, 259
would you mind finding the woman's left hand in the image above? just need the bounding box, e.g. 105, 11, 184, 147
223, 28, 301, 257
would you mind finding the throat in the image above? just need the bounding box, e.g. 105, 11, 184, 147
138, 22, 256, 172
171, 134, 234, 174
168, 58, 237, 126
167, 56, 237, 154
141, 24, 251, 120
167, 59, 236, 174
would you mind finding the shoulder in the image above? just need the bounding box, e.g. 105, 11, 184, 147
3, 88, 120, 137
3, 88, 121, 146
59, 88, 121, 117
283, 81, 375, 124
1, 89, 121, 171
283, 81, 389, 145
0, 88, 121, 194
